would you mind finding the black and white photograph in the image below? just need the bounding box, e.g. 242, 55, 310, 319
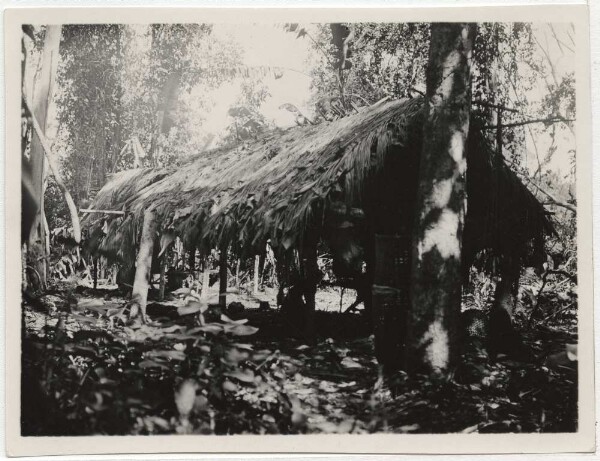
5, 5, 594, 456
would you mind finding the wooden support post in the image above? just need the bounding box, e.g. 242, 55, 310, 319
219, 246, 228, 307
235, 259, 241, 289
253, 255, 260, 295
99, 257, 106, 281
258, 252, 266, 290
188, 246, 196, 272
129, 210, 157, 322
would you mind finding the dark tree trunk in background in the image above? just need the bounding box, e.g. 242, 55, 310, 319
407, 23, 476, 376
129, 210, 157, 322
487, 254, 522, 359
27, 25, 61, 289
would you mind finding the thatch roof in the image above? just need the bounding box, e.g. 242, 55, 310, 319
84, 98, 551, 266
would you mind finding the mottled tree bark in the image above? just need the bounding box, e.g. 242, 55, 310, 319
407, 23, 476, 375
129, 210, 157, 322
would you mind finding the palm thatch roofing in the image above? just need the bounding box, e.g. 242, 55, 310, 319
84, 97, 551, 267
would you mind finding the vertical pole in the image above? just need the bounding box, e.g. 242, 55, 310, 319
372, 234, 406, 371
301, 234, 319, 342
253, 255, 260, 295
235, 259, 241, 289
188, 246, 196, 272
93, 258, 98, 290
158, 255, 167, 301
219, 246, 228, 307
200, 257, 211, 301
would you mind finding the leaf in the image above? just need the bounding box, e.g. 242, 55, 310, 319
221, 315, 248, 325
196, 324, 224, 335
172, 287, 191, 297
398, 423, 420, 433
194, 395, 208, 412
224, 369, 255, 383
178, 301, 208, 316
340, 357, 362, 369
159, 231, 176, 257
71, 314, 98, 324
147, 350, 186, 361
566, 344, 578, 361
78, 298, 105, 309
138, 359, 169, 370
461, 424, 479, 434
222, 380, 238, 392
173, 206, 193, 221
228, 324, 259, 336
225, 348, 250, 364
147, 416, 171, 431
73, 344, 97, 355
175, 379, 198, 417
281, 235, 295, 250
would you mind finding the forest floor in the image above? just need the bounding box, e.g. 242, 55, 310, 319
21, 278, 578, 436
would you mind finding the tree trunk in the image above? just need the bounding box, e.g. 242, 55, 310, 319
27, 25, 61, 288
129, 210, 157, 322
407, 23, 476, 376
218, 246, 228, 307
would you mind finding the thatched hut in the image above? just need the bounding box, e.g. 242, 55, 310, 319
83, 97, 551, 325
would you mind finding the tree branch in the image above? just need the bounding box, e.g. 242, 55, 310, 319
516, 172, 576, 213
481, 117, 575, 130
